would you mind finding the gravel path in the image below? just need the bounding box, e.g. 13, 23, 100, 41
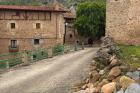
0, 47, 98, 93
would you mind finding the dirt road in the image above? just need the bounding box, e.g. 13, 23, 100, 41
0, 48, 98, 93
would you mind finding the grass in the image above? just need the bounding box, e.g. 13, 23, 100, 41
119, 45, 140, 70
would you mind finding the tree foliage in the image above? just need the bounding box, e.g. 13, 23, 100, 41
0, 0, 45, 6
74, 2, 106, 38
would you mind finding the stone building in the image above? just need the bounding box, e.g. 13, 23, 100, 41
0, 5, 66, 54
106, 0, 140, 45
64, 9, 78, 44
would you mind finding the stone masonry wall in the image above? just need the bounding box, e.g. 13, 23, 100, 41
106, 0, 140, 45
0, 10, 65, 54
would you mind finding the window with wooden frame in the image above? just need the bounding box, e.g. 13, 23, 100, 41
36, 23, 41, 29
11, 23, 16, 29
10, 40, 17, 48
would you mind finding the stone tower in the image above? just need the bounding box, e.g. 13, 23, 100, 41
106, 0, 140, 45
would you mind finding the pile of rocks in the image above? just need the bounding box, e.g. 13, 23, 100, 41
74, 36, 140, 93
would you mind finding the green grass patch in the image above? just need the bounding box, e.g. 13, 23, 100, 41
119, 45, 140, 69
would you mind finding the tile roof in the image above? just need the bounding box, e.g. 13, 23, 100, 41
64, 11, 76, 19
0, 5, 66, 12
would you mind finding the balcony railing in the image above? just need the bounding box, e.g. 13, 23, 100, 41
9, 46, 19, 53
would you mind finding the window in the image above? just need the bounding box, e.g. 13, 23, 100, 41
11, 40, 17, 48
34, 39, 40, 45
16, 11, 20, 16
70, 34, 73, 38
11, 23, 15, 29
36, 23, 41, 29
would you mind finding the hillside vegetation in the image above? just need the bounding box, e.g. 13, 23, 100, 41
0, 0, 106, 7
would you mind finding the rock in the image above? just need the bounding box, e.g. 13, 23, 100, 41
101, 36, 120, 54
99, 70, 105, 75
108, 66, 121, 81
125, 83, 140, 93
112, 76, 121, 83
126, 71, 140, 80
91, 60, 96, 66
85, 87, 100, 93
119, 76, 135, 90
74, 87, 100, 93
90, 66, 97, 71
82, 84, 88, 90
137, 68, 140, 71
110, 55, 116, 62
85, 78, 90, 84
95, 48, 112, 65
101, 82, 116, 93
120, 64, 130, 73
136, 77, 140, 85
109, 58, 120, 68
86, 83, 94, 89
132, 57, 139, 61
89, 71, 100, 83
117, 89, 124, 93
73, 90, 86, 93
98, 79, 109, 88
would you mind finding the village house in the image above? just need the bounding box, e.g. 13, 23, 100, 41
0, 4, 66, 54
63, 7, 79, 44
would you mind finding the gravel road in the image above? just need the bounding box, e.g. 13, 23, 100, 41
0, 48, 98, 93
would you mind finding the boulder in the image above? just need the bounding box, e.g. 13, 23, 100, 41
109, 58, 120, 68
119, 76, 135, 90
85, 87, 100, 93
73, 90, 86, 93
91, 60, 96, 66
86, 83, 94, 89
74, 87, 100, 93
98, 79, 109, 88
99, 70, 105, 75
110, 55, 116, 62
137, 68, 140, 71
126, 71, 140, 80
90, 66, 97, 71
89, 71, 100, 83
95, 48, 112, 65
117, 89, 124, 93
101, 36, 120, 54
136, 77, 140, 85
125, 83, 140, 93
82, 84, 88, 90
101, 82, 116, 93
120, 64, 130, 73
108, 66, 121, 81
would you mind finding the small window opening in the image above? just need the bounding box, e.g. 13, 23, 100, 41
11, 23, 15, 29
16, 11, 20, 16
70, 34, 73, 38
34, 39, 40, 45
36, 23, 41, 29
11, 40, 17, 48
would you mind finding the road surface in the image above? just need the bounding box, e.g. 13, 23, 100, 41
0, 48, 98, 93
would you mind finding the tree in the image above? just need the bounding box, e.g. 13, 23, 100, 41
74, 1, 106, 39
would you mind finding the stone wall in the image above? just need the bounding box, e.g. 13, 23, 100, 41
106, 0, 140, 45
0, 10, 65, 54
